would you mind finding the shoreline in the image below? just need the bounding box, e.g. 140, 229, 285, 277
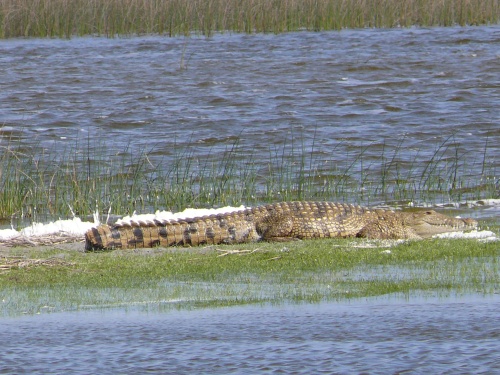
1, 236, 498, 317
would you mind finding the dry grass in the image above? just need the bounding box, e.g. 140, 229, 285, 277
0, 233, 84, 247
0, 256, 75, 271
0, 0, 498, 38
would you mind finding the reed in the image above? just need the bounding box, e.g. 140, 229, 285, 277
0, 132, 496, 225
0, 0, 499, 39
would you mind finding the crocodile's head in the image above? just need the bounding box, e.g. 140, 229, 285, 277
403, 210, 478, 238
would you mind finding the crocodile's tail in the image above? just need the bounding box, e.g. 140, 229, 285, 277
85, 223, 165, 250
85, 213, 261, 250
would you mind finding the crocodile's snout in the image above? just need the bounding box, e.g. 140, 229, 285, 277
409, 210, 478, 238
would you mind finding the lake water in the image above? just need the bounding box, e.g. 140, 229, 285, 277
1, 294, 499, 374
0, 26, 499, 216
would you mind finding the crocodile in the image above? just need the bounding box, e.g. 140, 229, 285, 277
84, 201, 478, 250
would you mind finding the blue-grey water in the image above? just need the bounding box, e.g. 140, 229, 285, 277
1, 294, 499, 374
0, 26, 499, 215
1, 26, 499, 152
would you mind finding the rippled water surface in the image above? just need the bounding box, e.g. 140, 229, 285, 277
1, 27, 499, 139
0, 26, 499, 219
1, 27, 499, 163
1, 294, 499, 374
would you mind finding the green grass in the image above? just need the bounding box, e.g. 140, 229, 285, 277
0, 237, 498, 316
0, 133, 497, 226
0, 0, 499, 39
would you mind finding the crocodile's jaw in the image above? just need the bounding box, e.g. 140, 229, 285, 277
406, 210, 478, 238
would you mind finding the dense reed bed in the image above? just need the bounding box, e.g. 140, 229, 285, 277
0, 0, 499, 38
0, 134, 496, 225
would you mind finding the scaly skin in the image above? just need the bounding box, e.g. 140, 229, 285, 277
84, 201, 478, 250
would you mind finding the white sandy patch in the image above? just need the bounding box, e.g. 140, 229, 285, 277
0, 229, 20, 241
0, 207, 246, 242
20, 217, 97, 237
114, 205, 247, 226
434, 230, 497, 241
0, 217, 97, 241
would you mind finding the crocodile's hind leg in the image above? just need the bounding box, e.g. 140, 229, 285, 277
255, 213, 295, 242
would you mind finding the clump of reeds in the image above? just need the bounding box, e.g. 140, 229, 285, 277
0, 0, 499, 39
0, 132, 496, 226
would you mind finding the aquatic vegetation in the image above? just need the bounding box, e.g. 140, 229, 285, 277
0, 0, 499, 38
0, 133, 497, 225
0, 238, 498, 316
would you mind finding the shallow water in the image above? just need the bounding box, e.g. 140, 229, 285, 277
1, 294, 499, 374
0, 26, 499, 212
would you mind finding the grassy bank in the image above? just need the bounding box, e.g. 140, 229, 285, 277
0, 238, 498, 316
1, 0, 499, 38
0, 134, 497, 225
